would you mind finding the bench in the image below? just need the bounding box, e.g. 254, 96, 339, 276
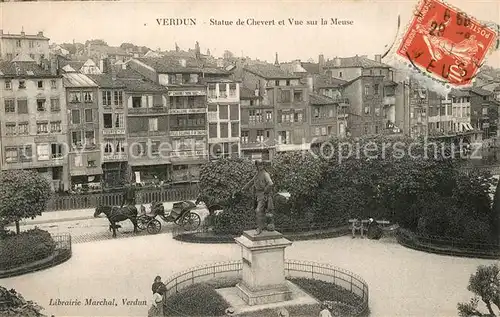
348, 219, 393, 237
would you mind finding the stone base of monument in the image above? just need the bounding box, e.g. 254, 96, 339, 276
215, 229, 318, 314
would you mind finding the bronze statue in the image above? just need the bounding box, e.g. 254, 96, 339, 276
237, 160, 275, 234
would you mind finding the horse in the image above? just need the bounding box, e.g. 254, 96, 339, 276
94, 205, 139, 238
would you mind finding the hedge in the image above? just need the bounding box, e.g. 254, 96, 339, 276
0, 228, 56, 270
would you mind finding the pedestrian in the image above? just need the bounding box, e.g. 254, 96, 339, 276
151, 276, 164, 294
148, 287, 164, 317
319, 301, 333, 317
351, 217, 364, 238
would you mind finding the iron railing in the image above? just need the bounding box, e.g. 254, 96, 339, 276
162, 259, 369, 316
0, 233, 72, 278
46, 186, 199, 211
396, 228, 500, 259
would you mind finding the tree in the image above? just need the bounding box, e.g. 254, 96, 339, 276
458, 264, 500, 316
0, 170, 52, 234
0, 286, 45, 317
223, 50, 234, 59
85, 39, 107, 46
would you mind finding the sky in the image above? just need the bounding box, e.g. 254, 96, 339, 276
1, 0, 499, 67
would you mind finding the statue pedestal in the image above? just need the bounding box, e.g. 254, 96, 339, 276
234, 230, 293, 306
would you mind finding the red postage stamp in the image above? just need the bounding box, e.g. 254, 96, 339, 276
397, 0, 496, 87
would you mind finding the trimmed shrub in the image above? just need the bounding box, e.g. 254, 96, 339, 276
164, 283, 230, 316
0, 286, 45, 317
0, 228, 56, 270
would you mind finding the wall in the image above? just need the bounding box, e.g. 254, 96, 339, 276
0, 36, 50, 63
325, 67, 362, 81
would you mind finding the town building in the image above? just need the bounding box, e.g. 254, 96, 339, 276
239, 87, 274, 160
0, 53, 68, 191
62, 72, 101, 193
59, 57, 102, 75
116, 67, 170, 186
470, 87, 500, 139
87, 44, 131, 64
204, 68, 241, 159
0, 29, 50, 64
127, 56, 209, 184
308, 93, 341, 142
88, 65, 128, 189
320, 55, 392, 136
241, 63, 310, 153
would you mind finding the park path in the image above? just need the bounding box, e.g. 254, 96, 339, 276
1, 234, 495, 317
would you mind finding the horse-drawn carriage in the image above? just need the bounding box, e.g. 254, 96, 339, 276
94, 200, 201, 238
137, 201, 201, 234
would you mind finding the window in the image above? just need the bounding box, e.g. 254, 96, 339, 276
37, 99, 46, 112
104, 141, 113, 154
51, 144, 63, 159
241, 131, 249, 143
115, 113, 124, 128
219, 105, 228, 120
20, 145, 32, 162
5, 123, 16, 136
18, 80, 26, 89
5, 80, 11, 90
72, 131, 83, 147
36, 122, 48, 134
74, 155, 83, 167
5, 147, 18, 163
6, 53, 12, 60
375, 108, 380, 116
50, 121, 61, 133
277, 131, 290, 144
275, 80, 279, 86
16, 40, 21, 47
374, 84, 379, 95
102, 91, 112, 106
50, 80, 57, 89
483, 107, 488, 115
69, 92, 81, 103
17, 100, 27, 114
149, 118, 158, 131
37, 80, 43, 89
209, 123, 218, 138
321, 127, 327, 136
229, 84, 237, 97
257, 130, 264, 143
280, 90, 291, 102
71, 110, 81, 124
188, 97, 195, 108
4, 99, 15, 113
266, 111, 273, 122
103, 114, 113, 128
85, 109, 93, 123
114, 91, 123, 106
208, 84, 216, 98
231, 122, 239, 137
37, 144, 50, 161
87, 159, 97, 168
230, 104, 239, 120
50, 98, 60, 112
18, 122, 29, 135
83, 92, 93, 103
219, 84, 227, 98
339, 71, 343, 78
364, 85, 370, 95
293, 91, 303, 102
220, 123, 228, 138
85, 131, 95, 146
364, 106, 370, 114
294, 111, 303, 122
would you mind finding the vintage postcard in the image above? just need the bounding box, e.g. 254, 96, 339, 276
1, 1, 500, 317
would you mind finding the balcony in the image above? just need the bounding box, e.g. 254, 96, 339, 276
103, 128, 125, 135
170, 150, 207, 158
70, 166, 103, 177
383, 96, 396, 105
103, 153, 128, 162
167, 90, 206, 96
128, 106, 167, 115
169, 130, 206, 137
241, 141, 275, 150
128, 130, 167, 137
168, 108, 206, 115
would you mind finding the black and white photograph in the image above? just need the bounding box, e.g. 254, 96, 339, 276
0, 0, 499, 316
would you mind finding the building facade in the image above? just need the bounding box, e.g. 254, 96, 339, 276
204, 70, 241, 160
128, 56, 209, 184
470, 87, 500, 139
0, 30, 50, 64
0, 56, 68, 191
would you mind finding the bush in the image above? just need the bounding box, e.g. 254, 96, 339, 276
0, 286, 45, 317
164, 282, 230, 316
0, 228, 56, 270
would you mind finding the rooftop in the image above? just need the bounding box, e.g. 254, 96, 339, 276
324, 56, 391, 69
280, 62, 308, 74
470, 86, 493, 96
0, 30, 49, 41
309, 92, 338, 105
135, 56, 203, 73
244, 63, 300, 79
63, 73, 98, 88
89, 44, 131, 56
301, 62, 320, 74
115, 68, 166, 92
87, 74, 126, 89
0, 60, 56, 78
449, 88, 470, 97
315, 75, 347, 88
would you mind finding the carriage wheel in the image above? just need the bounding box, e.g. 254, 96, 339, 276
147, 219, 162, 234
137, 217, 148, 230
182, 212, 201, 231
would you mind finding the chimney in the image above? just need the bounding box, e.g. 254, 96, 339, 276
306, 75, 313, 93
318, 54, 325, 70
99, 59, 104, 72
21, 31, 25, 37
374, 54, 382, 63
50, 57, 58, 76
334, 57, 341, 67
102, 57, 111, 74
274, 52, 279, 66
37, 31, 44, 37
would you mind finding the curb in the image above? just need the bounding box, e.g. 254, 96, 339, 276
23, 215, 97, 225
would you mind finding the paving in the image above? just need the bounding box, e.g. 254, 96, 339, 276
1, 234, 496, 317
